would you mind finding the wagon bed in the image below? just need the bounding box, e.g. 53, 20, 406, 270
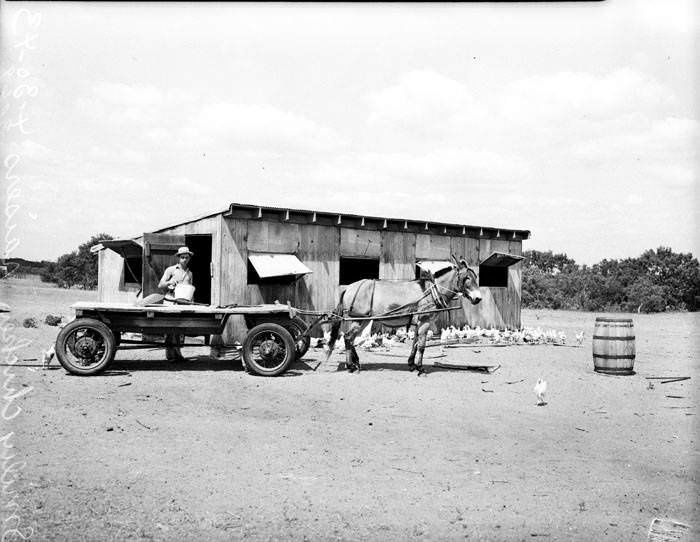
71, 301, 294, 335
56, 301, 311, 377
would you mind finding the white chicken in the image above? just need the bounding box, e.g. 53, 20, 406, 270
42, 345, 55, 368
575, 331, 585, 345
534, 379, 547, 406
354, 320, 374, 347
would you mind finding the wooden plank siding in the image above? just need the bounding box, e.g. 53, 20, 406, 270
340, 229, 381, 258
225, 221, 523, 338
462, 237, 523, 330
97, 249, 140, 304
219, 217, 249, 343
380, 231, 416, 280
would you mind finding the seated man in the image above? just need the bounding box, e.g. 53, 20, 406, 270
158, 246, 194, 361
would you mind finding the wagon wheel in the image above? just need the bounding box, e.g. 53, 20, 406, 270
284, 316, 311, 360
242, 323, 295, 377
56, 318, 116, 376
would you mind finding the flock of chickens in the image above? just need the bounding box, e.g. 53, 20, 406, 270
314, 323, 585, 351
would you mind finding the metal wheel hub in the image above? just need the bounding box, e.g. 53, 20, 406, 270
74, 336, 99, 358
259, 339, 280, 359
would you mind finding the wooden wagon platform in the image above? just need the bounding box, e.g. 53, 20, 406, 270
71, 301, 294, 334
56, 301, 309, 377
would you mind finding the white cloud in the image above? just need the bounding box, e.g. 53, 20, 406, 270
367, 70, 487, 141
186, 103, 342, 152
358, 148, 529, 188
87, 145, 148, 164
78, 81, 195, 126
500, 68, 675, 125
166, 176, 214, 195
90, 81, 192, 108
571, 116, 698, 161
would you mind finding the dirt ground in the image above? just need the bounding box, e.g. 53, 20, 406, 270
2, 277, 698, 541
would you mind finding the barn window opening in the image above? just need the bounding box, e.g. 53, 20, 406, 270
478, 252, 524, 288
479, 265, 509, 287
247, 253, 312, 285
123, 256, 143, 285
339, 257, 379, 285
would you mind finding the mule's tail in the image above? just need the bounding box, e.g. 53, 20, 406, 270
324, 292, 345, 361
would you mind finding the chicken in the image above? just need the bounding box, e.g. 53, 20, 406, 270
534, 379, 547, 406
354, 320, 373, 347
42, 345, 56, 368
575, 331, 585, 345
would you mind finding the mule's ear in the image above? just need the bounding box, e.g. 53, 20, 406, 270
459, 258, 468, 268
451, 254, 459, 265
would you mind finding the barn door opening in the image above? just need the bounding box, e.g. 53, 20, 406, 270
185, 234, 212, 305
479, 252, 524, 287
141, 233, 186, 297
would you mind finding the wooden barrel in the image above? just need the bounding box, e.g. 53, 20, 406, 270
592, 317, 635, 375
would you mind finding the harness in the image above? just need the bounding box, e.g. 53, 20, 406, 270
429, 281, 449, 309
342, 267, 469, 319
345, 279, 377, 316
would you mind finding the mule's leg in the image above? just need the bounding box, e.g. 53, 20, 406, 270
343, 322, 361, 373
407, 323, 419, 371
413, 320, 432, 376
324, 319, 342, 361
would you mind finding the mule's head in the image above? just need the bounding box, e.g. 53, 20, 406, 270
452, 255, 482, 305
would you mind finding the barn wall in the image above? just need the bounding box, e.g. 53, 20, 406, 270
219, 217, 342, 343
97, 249, 140, 303
380, 231, 416, 280
340, 229, 381, 258
461, 237, 523, 330
215, 218, 525, 342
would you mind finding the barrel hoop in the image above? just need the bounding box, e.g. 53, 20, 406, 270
592, 335, 635, 340
593, 354, 635, 360
596, 318, 633, 326
594, 368, 635, 375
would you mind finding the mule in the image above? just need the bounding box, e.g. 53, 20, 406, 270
325, 255, 481, 375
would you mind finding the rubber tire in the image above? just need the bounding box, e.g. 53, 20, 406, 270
284, 316, 311, 360
242, 323, 295, 377
56, 318, 116, 376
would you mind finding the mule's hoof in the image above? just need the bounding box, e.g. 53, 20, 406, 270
408, 364, 416, 372
416, 367, 427, 376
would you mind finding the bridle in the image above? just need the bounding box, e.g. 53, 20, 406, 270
430, 265, 475, 307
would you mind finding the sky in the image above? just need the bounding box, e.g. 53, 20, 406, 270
1, 1, 698, 265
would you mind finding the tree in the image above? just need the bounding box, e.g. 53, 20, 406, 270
521, 247, 700, 312
625, 275, 666, 313
42, 234, 114, 289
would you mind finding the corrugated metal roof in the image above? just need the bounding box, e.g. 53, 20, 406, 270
249, 253, 312, 279
225, 202, 531, 239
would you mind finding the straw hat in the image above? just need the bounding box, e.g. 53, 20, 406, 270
175, 246, 193, 257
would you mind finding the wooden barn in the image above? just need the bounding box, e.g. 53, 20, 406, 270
92, 202, 530, 345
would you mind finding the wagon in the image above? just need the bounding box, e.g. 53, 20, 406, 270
55, 301, 311, 377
